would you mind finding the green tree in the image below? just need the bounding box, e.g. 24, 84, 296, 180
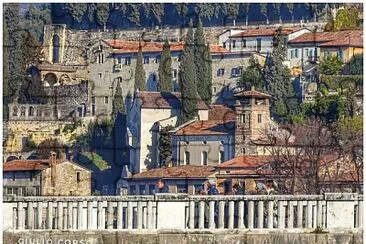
347, 54, 363, 75
22, 4, 52, 42
194, 3, 220, 21
158, 125, 174, 167
319, 56, 343, 75
178, 20, 198, 125
273, 3, 282, 23
37, 139, 64, 159
326, 8, 361, 31
239, 56, 265, 91
265, 27, 298, 120
128, 4, 141, 26
158, 40, 173, 92
112, 80, 125, 121
241, 3, 250, 25
221, 3, 239, 24
194, 18, 212, 104
63, 3, 87, 23
134, 43, 146, 91
3, 4, 25, 119
286, 3, 295, 23
95, 3, 110, 30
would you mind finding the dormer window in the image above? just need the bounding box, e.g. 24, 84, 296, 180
99, 45, 103, 51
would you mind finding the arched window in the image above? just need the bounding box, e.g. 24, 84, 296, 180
20, 106, 26, 117
117, 77, 122, 83
184, 151, 190, 165
12, 106, 18, 117
52, 35, 60, 63
28, 107, 34, 117
36, 108, 42, 117
98, 53, 104, 64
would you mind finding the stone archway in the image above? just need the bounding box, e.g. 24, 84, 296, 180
59, 74, 72, 85
52, 35, 60, 63
44, 73, 58, 87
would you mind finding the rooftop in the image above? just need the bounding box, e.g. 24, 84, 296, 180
229, 27, 302, 38
288, 30, 363, 47
130, 165, 215, 179
234, 88, 271, 99
216, 156, 274, 169
103, 40, 228, 54
208, 105, 236, 121
137, 91, 209, 110
3, 159, 63, 172
173, 119, 235, 136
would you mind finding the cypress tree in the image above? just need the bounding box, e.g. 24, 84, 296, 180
178, 20, 198, 125
112, 80, 125, 121
158, 39, 172, 92
134, 42, 146, 91
194, 18, 212, 104
264, 27, 298, 120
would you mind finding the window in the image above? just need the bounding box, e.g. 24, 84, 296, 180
12, 173, 16, 181
213, 87, 217, 93
139, 185, 146, 195
217, 68, 225, 77
125, 57, 131, 65
337, 49, 343, 60
116, 57, 122, 64
91, 105, 96, 116
177, 184, 188, 193
98, 53, 104, 64
232, 40, 236, 48
20, 107, 26, 117
155, 55, 161, 63
239, 114, 246, 124
194, 184, 204, 194
231, 68, 241, 77
222, 42, 226, 48
30, 172, 34, 181
294, 49, 298, 58
98, 73, 103, 79
202, 151, 208, 165
242, 39, 247, 48
149, 185, 156, 194
242, 148, 246, 154
104, 96, 109, 104
172, 69, 177, 78
12, 107, 18, 117
258, 114, 262, 123
99, 45, 103, 50
152, 74, 157, 82
91, 96, 95, 104
219, 151, 225, 164
28, 107, 34, 117
76, 172, 81, 183
36, 108, 42, 117
184, 151, 190, 165
52, 35, 60, 63
305, 48, 309, 57
129, 185, 136, 195
144, 56, 150, 64
117, 77, 122, 83
256, 38, 262, 52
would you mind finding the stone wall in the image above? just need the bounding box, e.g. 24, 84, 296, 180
41, 161, 91, 196
4, 230, 363, 244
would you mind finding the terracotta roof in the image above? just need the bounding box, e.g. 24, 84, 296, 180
288, 30, 363, 46
174, 120, 235, 136
230, 28, 301, 38
217, 156, 274, 169
208, 105, 236, 121
225, 169, 274, 176
138, 91, 209, 110
319, 32, 363, 47
234, 89, 271, 99
3, 160, 64, 172
130, 165, 215, 179
103, 40, 228, 54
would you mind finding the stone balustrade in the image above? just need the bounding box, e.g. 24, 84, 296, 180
3, 193, 363, 231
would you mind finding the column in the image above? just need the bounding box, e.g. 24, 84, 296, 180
288, 201, 294, 229
37, 202, 43, 229
137, 201, 143, 229
77, 201, 84, 229
248, 200, 254, 229
46, 202, 53, 229
27, 202, 34, 229
127, 201, 133, 229
257, 201, 264, 229
209, 201, 215, 229
199, 201, 205, 229
17, 202, 24, 230
218, 201, 225, 229
117, 201, 123, 229
228, 201, 234, 229
238, 201, 245, 229
57, 201, 63, 230
87, 201, 93, 229
297, 201, 303, 228
107, 202, 114, 229
188, 201, 195, 229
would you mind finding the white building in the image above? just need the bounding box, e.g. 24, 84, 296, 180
127, 91, 209, 173
219, 27, 310, 54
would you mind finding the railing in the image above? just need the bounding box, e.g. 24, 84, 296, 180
3, 194, 363, 231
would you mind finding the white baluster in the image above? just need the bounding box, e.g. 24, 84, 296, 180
46, 202, 53, 229
127, 201, 133, 229
57, 201, 63, 230
117, 201, 123, 229
238, 201, 245, 229
209, 201, 215, 229
17, 202, 24, 230
37, 202, 43, 229
97, 201, 104, 229
199, 201, 205, 229
258, 201, 264, 229
277, 201, 285, 229
137, 201, 143, 229
228, 201, 234, 229
77, 201, 84, 229
189, 201, 195, 229
147, 201, 153, 229
288, 201, 294, 229
267, 201, 274, 229
218, 201, 225, 229
107, 201, 114, 229
306, 201, 312, 228
358, 200, 363, 228
67, 202, 73, 229
87, 201, 93, 229
297, 201, 303, 228
248, 201, 254, 229
27, 202, 34, 229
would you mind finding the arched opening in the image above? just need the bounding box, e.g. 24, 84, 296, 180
20, 106, 26, 117
52, 35, 60, 63
36, 108, 42, 117
12, 106, 18, 117
44, 73, 58, 87
59, 74, 71, 85
28, 106, 34, 116
77, 103, 87, 117
6, 156, 19, 162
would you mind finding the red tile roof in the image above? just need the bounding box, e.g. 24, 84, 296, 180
217, 156, 274, 169
103, 40, 228, 54
130, 165, 215, 179
138, 91, 209, 110
230, 28, 301, 38
208, 105, 236, 121
174, 120, 235, 136
288, 30, 363, 47
3, 160, 64, 172
319, 32, 363, 47
234, 89, 271, 99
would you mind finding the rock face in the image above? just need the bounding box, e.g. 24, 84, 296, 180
4, 230, 363, 244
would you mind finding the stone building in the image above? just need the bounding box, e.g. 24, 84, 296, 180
234, 88, 272, 156
127, 165, 215, 195
3, 153, 92, 196
127, 91, 209, 173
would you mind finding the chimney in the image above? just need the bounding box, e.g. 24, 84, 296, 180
251, 86, 255, 91
49, 151, 57, 187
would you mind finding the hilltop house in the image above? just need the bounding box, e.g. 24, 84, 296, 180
3, 153, 92, 196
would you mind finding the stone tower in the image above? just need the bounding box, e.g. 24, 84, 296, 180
43, 25, 67, 64
234, 87, 271, 156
